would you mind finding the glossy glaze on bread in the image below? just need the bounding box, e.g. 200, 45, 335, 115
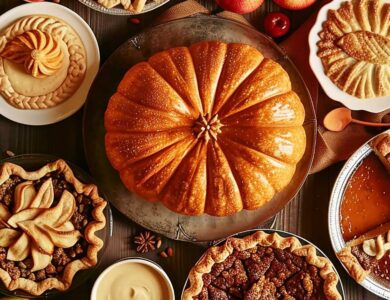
104, 41, 306, 216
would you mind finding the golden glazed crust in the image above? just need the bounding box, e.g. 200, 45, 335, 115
0, 160, 106, 295
182, 231, 342, 300
371, 133, 390, 171
104, 41, 306, 217
97, 0, 149, 12
0, 15, 87, 109
317, 0, 390, 99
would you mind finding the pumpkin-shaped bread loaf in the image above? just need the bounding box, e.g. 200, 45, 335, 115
104, 41, 306, 217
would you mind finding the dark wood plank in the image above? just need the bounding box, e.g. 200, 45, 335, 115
0, 0, 378, 299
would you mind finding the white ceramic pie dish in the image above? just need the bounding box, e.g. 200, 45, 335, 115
308, 0, 390, 113
0, 2, 100, 126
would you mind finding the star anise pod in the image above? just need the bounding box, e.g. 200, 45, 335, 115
133, 231, 156, 253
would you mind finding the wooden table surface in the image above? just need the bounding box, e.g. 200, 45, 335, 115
0, 0, 377, 299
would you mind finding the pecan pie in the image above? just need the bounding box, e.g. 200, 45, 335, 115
183, 231, 342, 300
317, 0, 390, 99
0, 160, 106, 295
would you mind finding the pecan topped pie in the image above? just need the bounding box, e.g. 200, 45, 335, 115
183, 231, 342, 300
0, 160, 106, 295
317, 0, 390, 99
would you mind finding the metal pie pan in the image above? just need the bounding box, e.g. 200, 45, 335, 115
329, 129, 390, 299
0, 154, 113, 299
181, 229, 346, 299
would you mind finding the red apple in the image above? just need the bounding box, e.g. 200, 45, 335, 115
216, 0, 264, 14
273, 0, 316, 10
264, 12, 290, 38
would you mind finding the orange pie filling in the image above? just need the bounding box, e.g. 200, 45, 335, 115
339, 150, 390, 283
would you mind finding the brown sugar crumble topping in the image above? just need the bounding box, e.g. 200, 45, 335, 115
194, 246, 327, 300
0, 171, 94, 282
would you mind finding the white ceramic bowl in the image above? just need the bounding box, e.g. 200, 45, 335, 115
308, 0, 390, 113
91, 258, 175, 300
0, 2, 100, 125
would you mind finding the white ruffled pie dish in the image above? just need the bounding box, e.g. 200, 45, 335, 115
308, 0, 390, 113
0, 3, 100, 125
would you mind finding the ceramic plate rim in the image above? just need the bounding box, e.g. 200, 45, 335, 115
0, 2, 100, 126
329, 129, 390, 298
308, 0, 390, 113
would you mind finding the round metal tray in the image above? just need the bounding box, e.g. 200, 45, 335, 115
329, 129, 390, 299
78, 0, 170, 16
83, 15, 317, 242
181, 229, 346, 299
0, 154, 113, 298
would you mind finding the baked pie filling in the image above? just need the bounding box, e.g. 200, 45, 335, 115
338, 133, 390, 284
183, 232, 341, 300
0, 160, 106, 295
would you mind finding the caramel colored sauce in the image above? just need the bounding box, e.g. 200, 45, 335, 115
341, 153, 390, 242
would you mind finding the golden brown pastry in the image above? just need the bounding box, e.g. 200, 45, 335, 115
1, 30, 64, 79
371, 133, 390, 171
97, 0, 149, 12
317, 0, 390, 99
0, 160, 107, 295
104, 41, 306, 217
0, 15, 86, 109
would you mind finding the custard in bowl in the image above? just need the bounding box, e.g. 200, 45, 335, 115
91, 258, 174, 300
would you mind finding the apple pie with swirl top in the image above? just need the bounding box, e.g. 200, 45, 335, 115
0, 160, 106, 295
317, 0, 390, 99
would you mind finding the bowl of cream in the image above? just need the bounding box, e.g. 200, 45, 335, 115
91, 258, 175, 300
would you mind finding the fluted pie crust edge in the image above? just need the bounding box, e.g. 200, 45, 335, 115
183, 231, 342, 300
0, 160, 106, 295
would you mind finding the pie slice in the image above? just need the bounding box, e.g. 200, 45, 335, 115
0, 160, 107, 295
338, 221, 390, 283
371, 133, 390, 172
183, 231, 341, 300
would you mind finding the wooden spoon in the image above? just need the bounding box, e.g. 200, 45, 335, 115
323, 107, 390, 132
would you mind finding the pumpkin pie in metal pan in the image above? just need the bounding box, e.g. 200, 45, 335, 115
330, 130, 390, 298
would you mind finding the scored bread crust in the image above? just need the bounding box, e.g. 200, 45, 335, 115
183, 231, 342, 300
105, 40, 306, 217
0, 159, 106, 295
